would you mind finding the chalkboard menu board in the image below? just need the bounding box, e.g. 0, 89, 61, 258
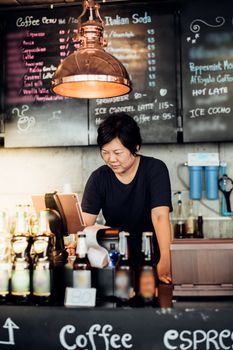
85, 3, 178, 144
0, 21, 4, 135
3, 6, 88, 147
181, 0, 233, 142
2, 2, 178, 147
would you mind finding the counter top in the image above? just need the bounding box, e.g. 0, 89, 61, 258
171, 238, 233, 245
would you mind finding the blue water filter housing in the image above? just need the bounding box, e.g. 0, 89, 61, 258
205, 166, 219, 200
188, 166, 203, 200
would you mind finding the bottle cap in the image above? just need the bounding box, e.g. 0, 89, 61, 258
110, 243, 115, 250
78, 231, 86, 238
142, 231, 153, 237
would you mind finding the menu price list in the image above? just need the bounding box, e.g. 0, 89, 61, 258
181, 0, 233, 142
5, 11, 81, 105
2, 3, 177, 147
4, 7, 88, 147
88, 3, 178, 144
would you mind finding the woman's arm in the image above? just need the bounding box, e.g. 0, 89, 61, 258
82, 212, 98, 226
151, 206, 172, 284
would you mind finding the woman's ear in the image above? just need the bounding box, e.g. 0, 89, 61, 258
134, 145, 140, 155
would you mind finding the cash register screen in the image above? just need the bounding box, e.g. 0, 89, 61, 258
31, 192, 86, 234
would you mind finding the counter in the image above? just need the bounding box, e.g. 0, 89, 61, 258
0, 300, 233, 350
1, 239, 232, 349
171, 239, 233, 297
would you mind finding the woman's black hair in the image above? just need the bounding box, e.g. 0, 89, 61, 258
97, 113, 142, 155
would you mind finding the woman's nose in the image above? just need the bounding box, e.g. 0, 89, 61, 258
109, 153, 117, 162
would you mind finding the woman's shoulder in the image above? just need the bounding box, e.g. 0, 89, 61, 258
140, 156, 170, 188
140, 155, 168, 171
90, 165, 111, 180
86, 165, 111, 192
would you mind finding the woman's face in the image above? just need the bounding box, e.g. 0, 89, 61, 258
100, 137, 138, 176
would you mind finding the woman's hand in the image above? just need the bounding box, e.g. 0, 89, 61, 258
157, 257, 172, 284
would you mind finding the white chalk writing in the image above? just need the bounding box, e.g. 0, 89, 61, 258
59, 323, 133, 350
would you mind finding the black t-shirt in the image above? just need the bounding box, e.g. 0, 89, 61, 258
81, 155, 172, 264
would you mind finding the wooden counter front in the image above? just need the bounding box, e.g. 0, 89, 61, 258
171, 239, 233, 296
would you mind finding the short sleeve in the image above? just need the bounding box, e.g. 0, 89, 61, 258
81, 170, 103, 215
147, 159, 173, 211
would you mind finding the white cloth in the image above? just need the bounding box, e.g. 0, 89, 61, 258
83, 225, 109, 268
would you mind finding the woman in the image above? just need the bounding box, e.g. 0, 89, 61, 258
81, 113, 172, 284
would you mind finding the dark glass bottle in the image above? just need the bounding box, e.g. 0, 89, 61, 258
194, 215, 204, 238
32, 210, 55, 305
108, 243, 119, 267
0, 210, 11, 304
11, 208, 32, 304
174, 191, 186, 239
115, 231, 135, 306
138, 232, 158, 307
73, 232, 91, 288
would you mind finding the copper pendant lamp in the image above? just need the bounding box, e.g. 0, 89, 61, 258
51, 0, 132, 99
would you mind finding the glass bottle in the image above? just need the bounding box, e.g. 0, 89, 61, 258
115, 231, 135, 306
73, 232, 91, 288
108, 243, 119, 268
32, 210, 55, 305
194, 215, 204, 238
11, 207, 32, 304
174, 191, 186, 239
185, 200, 195, 238
0, 210, 11, 304
138, 231, 158, 307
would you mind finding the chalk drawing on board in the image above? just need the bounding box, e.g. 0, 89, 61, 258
186, 16, 225, 44
160, 88, 167, 97
12, 105, 36, 134
48, 110, 62, 122
0, 317, 19, 345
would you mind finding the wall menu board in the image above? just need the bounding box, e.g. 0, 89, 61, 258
181, 0, 233, 142
4, 1, 233, 146
3, 6, 88, 147
89, 3, 178, 145
0, 21, 4, 134
2, 2, 178, 147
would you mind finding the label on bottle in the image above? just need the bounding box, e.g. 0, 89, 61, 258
108, 250, 119, 267
0, 239, 10, 260
115, 270, 134, 300
0, 266, 10, 295
11, 268, 30, 295
33, 269, 51, 296
34, 240, 48, 254
186, 217, 194, 235
12, 239, 28, 254
139, 268, 156, 299
73, 270, 91, 288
